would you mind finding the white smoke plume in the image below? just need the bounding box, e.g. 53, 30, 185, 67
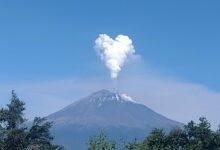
95, 34, 137, 79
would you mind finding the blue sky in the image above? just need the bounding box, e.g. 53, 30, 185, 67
0, 1, 220, 127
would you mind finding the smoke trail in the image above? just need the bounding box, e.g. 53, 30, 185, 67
95, 34, 137, 79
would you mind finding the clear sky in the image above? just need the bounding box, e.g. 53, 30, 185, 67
0, 1, 220, 128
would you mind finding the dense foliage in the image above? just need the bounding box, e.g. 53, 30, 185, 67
89, 118, 220, 150
0, 91, 63, 150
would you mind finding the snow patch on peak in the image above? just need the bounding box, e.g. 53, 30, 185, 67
115, 94, 119, 101
120, 94, 138, 103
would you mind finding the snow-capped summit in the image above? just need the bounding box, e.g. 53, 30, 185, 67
87, 89, 138, 106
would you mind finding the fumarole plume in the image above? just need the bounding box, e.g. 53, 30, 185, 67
95, 34, 138, 79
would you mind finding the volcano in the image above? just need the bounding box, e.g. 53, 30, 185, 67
47, 89, 182, 149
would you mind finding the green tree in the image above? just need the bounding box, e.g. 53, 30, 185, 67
26, 117, 64, 150
0, 91, 27, 150
213, 126, 220, 149
143, 128, 168, 150
166, 127, 188, 150
88, 132, 116, 150
184, 117, 218, 150
0, 91, 63, 150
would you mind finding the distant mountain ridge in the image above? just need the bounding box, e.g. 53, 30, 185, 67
47, 89, 182, 149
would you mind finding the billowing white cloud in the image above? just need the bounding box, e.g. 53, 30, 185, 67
95, 34, 138, 79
